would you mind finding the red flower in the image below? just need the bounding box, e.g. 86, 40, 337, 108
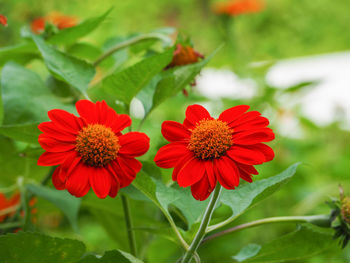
213, 0, 265, 16
0, 193, 37, 223
154, 104, 274, 201
37, 100, 150, 199
0, 14, 7, 27
31, 12, 77, 34
166, 44, 204, 69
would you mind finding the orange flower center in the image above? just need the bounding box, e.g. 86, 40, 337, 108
188, 119, 232, 160
76, 124, 120, 167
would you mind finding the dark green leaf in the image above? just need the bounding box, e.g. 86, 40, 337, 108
48, 9, 112, 45
0, 62, 73, 125
100, 48, 173, 105
0, 232, 85, 263
208, 163, 300, 232
26, 184, 81, 232
78, 250, 143, 263
32, 35, 95, 93
239, 224, 334, 262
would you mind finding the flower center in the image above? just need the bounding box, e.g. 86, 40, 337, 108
188, 119, 232, 160
76, 124, 120, 167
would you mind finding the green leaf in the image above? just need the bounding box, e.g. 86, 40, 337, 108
0, 42, 38, 66
0, 232, 85, 263
32, 34, 95, 93
0, 123, 40, 144
238, 224, 334, 262
232, 244, 261, 262
26, 184, 81, 232
48, 9, 112, 45
150, 47, 220, 112
131, 172, 208, 229
208, 163, 300, 232
0, 62, 73, 125
78, 250, 144, 263
100, 48, 174, 106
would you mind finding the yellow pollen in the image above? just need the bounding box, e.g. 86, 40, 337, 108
76, 124, 120, 167
188, 119, 232, 160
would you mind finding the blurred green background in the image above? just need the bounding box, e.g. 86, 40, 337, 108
1, 0, 350, 262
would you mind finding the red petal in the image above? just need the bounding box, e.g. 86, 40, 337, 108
233, 128, 275, 145
154, 142, 189, 168
237, 163, 259, 175
215, 156, 240, 189
37, 151, 69, 166
110, 114, 131, 133
233, 116, 269, 132
161, 121, 191, 142
48, 109, 81, 134
239, 168, 253, 183
52, 166, 66, 190
227, 145, 265, 165
119, 132, 150, 157
65, 162, 91, 197
76, 100, 98, 124
38, 122, 77, 140
172, 151, 194, 181
184, 104, 212, 129
60, 152, 81, 181
89, 167, 112, 199
251, 143, 275, 161
218, 105, 250, 125
230, 111, 262, 127
38, 134, 75, 152
191, 176, 212, 201
112, 157, 142, 188
108, 175, 120, 198
0, 15, 7, 27
205, 160, 216, 189
177, 158, 206, 187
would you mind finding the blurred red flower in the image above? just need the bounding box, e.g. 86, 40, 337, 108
154, 104, 274, 201
31, 12, 77, 34
0, 14, 7, 27
37, 100, 150, 199
166, 44, 204, 69
0, 192, 37, 223
213, 0, 265, 16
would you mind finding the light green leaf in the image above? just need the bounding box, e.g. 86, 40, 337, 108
32, 34, 96, 93
26, 184, 81, 232
208, 163, 300, 232
151, 47, 220, 111
232, 244, 261, 262
238, 224, 334, 262
100, 48, 173, 105
0, 62, 73, 125
78, 250, 144, 263
48, 9, 112, 45
0, 232, 85, 263
0, 123, 40, 144
0, 42, 38, 66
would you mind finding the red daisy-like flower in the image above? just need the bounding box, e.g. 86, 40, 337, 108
166, 44, 204, 69
0, 14, 7, 27
37, 100, 150, 199
154, 104, 274, 201
213, 0, 265, 16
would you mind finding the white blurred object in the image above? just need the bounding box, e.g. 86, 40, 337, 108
195, 68, 257, 99
129, 98, 145, 119
266, 51, 350, 128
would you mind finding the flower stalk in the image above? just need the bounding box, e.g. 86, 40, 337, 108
121, 194, 137, 256
180, 184, 222, 263
93, 33, 171, 67
202, 214, 331, 244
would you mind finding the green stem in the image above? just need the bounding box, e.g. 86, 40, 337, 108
202, 214, 331, 244
0, 222, 22, 230
93, 33, 171, 67
180, 184, 222, 263
121, 194, 137, 256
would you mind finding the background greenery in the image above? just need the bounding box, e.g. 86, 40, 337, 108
0, 0, 349, 262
